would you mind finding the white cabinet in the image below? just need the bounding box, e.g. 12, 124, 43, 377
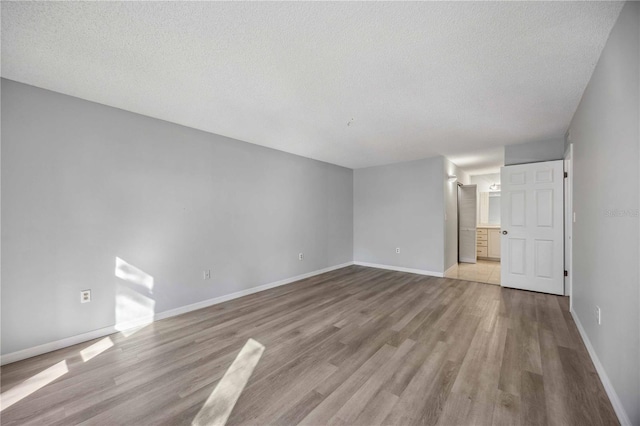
476, 228, 488, 258
487, 228, 501, 259
477, 227, 500, 260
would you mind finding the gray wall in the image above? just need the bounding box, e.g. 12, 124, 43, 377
1, 79, 354, 355
354, 157, 445, 273
504, 138, 565, 166
470, 173, 501, 226
444, 158, 469, 271
469, 173, 500, 193
567, 2, 639, 423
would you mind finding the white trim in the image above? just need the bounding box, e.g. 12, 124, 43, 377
564, 143, 573, 303
444, 264, 458, 276
571, 309, 631, 426
353, 261, 444, 277
0, 262, 354, 366
0, 324, 120, 366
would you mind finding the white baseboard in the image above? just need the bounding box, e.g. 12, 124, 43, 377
0, 261, 355, 366
444, 264, 458, 276
570, 309, 631, 426
152, 261, 354, 321
353, 261, 443, 277
0, 324, 121, 366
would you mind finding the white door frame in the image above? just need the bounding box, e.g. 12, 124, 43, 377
458, 185, 478, 264
564, 144, 574, 307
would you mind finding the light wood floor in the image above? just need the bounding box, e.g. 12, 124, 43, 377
0, 266, 618, 425
445, 260, 501, 285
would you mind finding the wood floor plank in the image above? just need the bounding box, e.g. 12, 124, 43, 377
435, 392, 473, 426
538, 327, 573, 426
520, 371, 547, 426
498, 327, 522, 396
327, 339, 415, 424
492, 390, 520, 426
351, 389, 399, 426
383, 341, 449, 425
272, 391, 327, 426
0, 265, 619, 426
299, 343, 396, 425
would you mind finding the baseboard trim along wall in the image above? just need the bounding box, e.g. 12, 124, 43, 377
0, 261, 355, 366
353, 261, 444, 278
444, 264, 457, 277
571, 310, 631, 426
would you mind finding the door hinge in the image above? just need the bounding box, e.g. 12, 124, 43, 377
564, 270, 568, 277
564, 172, 568, 178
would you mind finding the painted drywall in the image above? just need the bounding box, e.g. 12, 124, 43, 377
567, 2, 639, 424
504, 138, 565, 166
470, 173, 501, 226
1, 79, 354, 355
469, 173, 500, 193
353, 157, 445, 274
444, 159, 469, 271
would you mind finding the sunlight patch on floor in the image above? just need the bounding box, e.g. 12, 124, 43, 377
0, 360, 68, 411
80, 337, 114, 362
192, 339, 265, 426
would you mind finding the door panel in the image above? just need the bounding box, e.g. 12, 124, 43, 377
535, 189, 554, 227
508, 238, 526, 275
535, 169, 554, 183
501, 160, 564, 295
534, 239, 553, 278
510, 191, 526, 226
458, 185, 477, 263
510, 172, 526, 185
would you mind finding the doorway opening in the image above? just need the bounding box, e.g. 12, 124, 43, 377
446, 173, 502, 285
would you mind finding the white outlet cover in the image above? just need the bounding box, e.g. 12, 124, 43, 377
81, 290, 91, 303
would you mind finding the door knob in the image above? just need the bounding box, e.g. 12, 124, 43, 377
502, 230, 508, 235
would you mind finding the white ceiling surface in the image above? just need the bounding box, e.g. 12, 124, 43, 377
1, 2, 623, 169
446, 146, 505, 176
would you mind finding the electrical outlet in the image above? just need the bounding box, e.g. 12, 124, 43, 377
596, 306, 601, 325
396, 248, 400, 254
203, 270, 211, 280
298, 253, 304, 261
80, 290, 91, 303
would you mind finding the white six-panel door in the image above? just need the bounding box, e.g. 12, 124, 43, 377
500, 160, 564, 295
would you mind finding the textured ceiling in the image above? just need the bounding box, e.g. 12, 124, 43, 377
446, 146, 505, 176
1, 2, 623, 169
